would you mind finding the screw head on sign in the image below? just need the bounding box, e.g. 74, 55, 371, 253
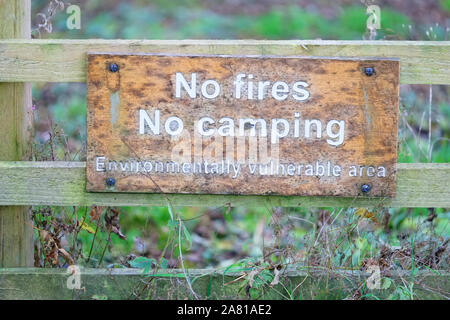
109, 63, 119, 72
364, 67, 374, 76
106, 177, 116, 187
361, 184, 371, 193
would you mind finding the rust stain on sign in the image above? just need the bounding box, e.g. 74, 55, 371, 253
86, 54, 399, 197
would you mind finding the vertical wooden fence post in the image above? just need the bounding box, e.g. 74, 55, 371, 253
0, 0, 33, 267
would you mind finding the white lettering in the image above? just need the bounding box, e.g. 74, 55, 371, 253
139, 109, 160, 135
175, 72, 196, 98
165, 116, 184, 136
201, 80, 220, 99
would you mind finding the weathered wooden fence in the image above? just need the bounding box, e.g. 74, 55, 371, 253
0, 0, 449, 299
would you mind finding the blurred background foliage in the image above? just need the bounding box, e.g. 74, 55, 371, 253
29, 0, 449, 282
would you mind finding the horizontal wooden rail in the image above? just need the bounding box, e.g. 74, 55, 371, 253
0, 40, 449, 84
0, 268, 448, 299
0, 162, 448, 207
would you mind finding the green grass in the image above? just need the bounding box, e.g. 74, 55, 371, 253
33, 1, 412, 40
439, 0, 450, 12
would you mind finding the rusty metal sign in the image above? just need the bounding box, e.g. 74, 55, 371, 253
86, 53, 399, 197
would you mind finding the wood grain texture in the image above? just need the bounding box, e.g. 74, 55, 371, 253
0, 0, 33, 268
0, 40, 449, 84
0, 162, 448, 207
86, 54, 399, 197
0, 268, 447, 300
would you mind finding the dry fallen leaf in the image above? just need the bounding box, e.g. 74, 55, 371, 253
270, 268, 280, 286
39, 229, 52, 242
105, 208, 126, 240
79, 220, 96, 234
58, 248, 75, 265
89, 205, 104, 221
354, 208, 378, 223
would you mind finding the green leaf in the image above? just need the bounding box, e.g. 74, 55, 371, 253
145, 273, 186, 278
129, 256, 156, 275
167, 203, 175, 221
381, 277, 393, 290
351, 249, 361, 267
160, 257, 168, 269
182, 223, 192, 249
